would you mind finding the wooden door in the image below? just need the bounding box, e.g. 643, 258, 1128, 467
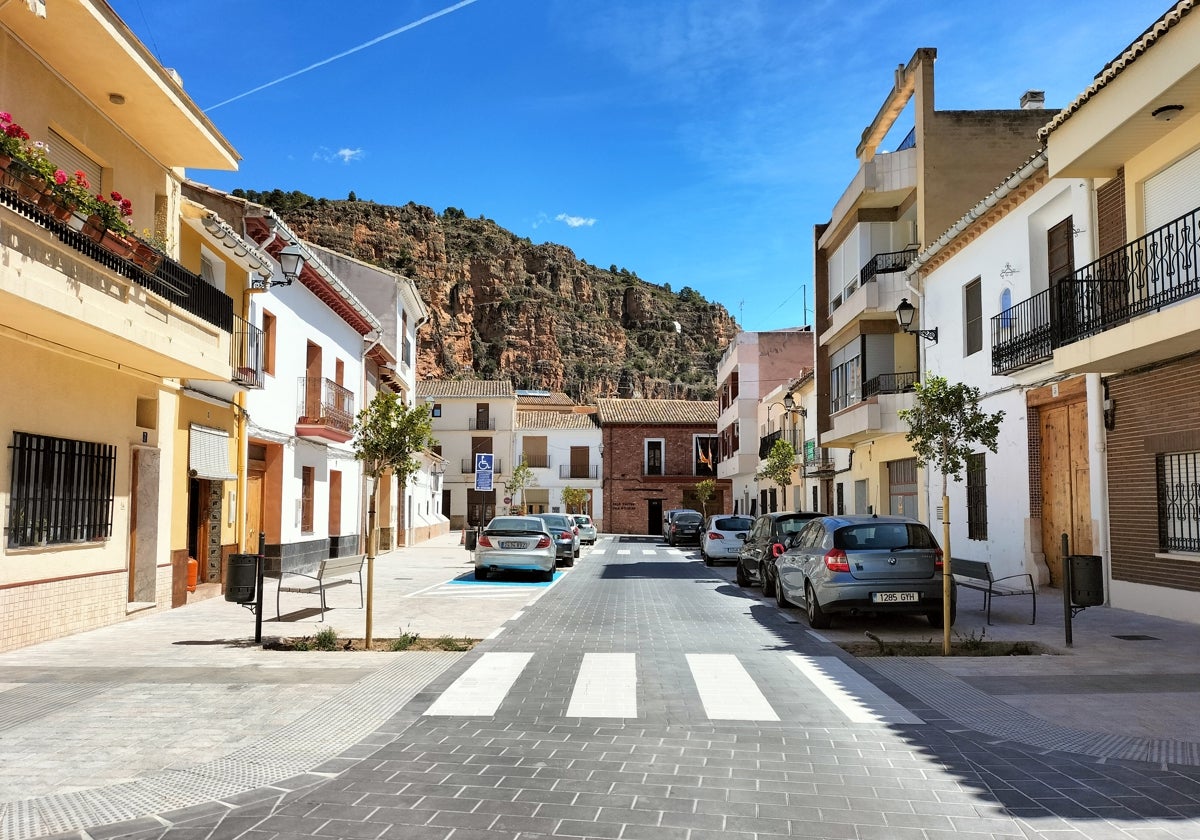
1040, 400, 1091, 585
245, 472, 264, 553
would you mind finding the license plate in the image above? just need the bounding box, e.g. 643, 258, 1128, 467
499, 541, 524, 549
872, 592, 919, 603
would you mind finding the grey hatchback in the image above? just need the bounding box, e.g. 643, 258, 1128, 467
774, 515, 954, 629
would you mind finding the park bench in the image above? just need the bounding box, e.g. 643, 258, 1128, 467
276, 555, 365, 620
951, 558, 1036, 625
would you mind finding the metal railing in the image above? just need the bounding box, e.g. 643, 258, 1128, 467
461, 457, 503, 474
559, 464, 599, 479
991, 288, 1052, 374
803, 455, 837, 476
521, 455, 550, 469
1, 186, 234, 333
468, 417, 496, 431
862, 371, 918, 399
231, 315, 264, 388
297, 377, 354, 433
859, 248, 917, 286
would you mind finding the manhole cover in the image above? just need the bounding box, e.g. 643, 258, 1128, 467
1112, 634, 1161, 641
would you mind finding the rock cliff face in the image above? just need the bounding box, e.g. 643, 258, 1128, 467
274, 199, 738, 401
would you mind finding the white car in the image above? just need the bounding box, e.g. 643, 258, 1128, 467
572, 515, 597, 544
473, 516, 556, 581
701, 514, 754, 566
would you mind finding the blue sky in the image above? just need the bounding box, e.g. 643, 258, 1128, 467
110, 0, 1159, 332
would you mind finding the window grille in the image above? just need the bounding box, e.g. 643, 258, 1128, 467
966, 452, 988, 540
7, 432, 116, 547
1157, 452, 1200, 553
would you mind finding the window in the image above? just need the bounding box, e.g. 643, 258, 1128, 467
966, 452, 988, 540
1157, 452, 1200, 552
7, 432, 116, 547
965, 278, 982, 356
645, 439, 664, 476
829, 339, 861, 413
262, 310, 276, 376
301, 466, 314, 534
694, 435, 717, 476
431, 403, 442, 417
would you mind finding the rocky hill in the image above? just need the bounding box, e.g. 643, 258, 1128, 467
241, 192, 738, 402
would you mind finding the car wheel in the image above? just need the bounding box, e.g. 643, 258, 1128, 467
927, 602, 956, 628
776, 576, 790, 607
735, 560, 750, 588
541, 569, 554, 582
762, 566, 776, 598
668, 534, 675, 546
702, 551, 712, 566
474, 567, 488, 580
805, 583, 832, 629
574, 548, 580, 559
563, 555, 575, 568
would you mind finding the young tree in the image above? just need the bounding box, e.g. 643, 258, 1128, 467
352, 392, 435, 645
756, 438, 796, 509
561, 486, 590, 514
506, 458, 535, 514
694, 478, 716, 517
897, 375, 1004, 654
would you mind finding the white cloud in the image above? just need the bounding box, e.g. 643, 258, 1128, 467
556, 213, 597, 228
312, 146, 364, 164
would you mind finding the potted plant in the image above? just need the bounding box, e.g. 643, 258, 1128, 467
81, 190, 135, 256
43, 168, 91, 223
0, 110, 30, 176
10, 139, 54, 202
129, 226, 168, 274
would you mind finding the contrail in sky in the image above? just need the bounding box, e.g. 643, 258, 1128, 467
205, 0, 481, 111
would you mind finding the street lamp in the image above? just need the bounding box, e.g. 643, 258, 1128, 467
895, 297, 938, 343
271, 242, 305, 288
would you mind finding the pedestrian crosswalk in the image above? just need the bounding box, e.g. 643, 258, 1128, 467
422, 651, 922, 725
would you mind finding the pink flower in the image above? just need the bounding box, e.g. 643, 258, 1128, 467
73, 170, 90, 189
0, 112, 10, 124
54, 169, 68, 185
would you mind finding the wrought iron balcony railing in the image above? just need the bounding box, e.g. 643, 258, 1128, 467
859, 248, 917, 286
862, 371, 919, 399
231, 315, 264, 388
560, 464, 599, 479
461, 457, 503, 474
468, 417, 496, 431
521, 455, 550, 469
1, 185, 234, 333
803, 456, 837, 476
992, 205, 1200, 372
297, 377, 354, 433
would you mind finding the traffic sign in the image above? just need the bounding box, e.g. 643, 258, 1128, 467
474, 453, 494, 491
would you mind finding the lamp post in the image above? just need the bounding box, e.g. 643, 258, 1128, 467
895, 297, 938, 343
271, 241, 305, 288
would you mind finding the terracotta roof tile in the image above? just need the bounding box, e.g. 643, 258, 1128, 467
416, 380, 516, 399
517, 411, 600, 431
595, 399, 718, 425
516, 391, 577, 407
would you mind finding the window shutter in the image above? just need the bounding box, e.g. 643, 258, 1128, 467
48, 130, 101, 194
1145, 148, 1200, 231
189, 424, 236, 480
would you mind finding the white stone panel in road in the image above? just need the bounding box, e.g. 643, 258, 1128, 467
686, 653, 779, 721
423, 652, 533, 716
566, 652, 637, 718
788, 654, 924, 724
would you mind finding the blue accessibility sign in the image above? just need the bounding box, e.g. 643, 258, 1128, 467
474, 453, 494, 491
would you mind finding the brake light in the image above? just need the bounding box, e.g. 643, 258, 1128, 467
478, 534, 493, 548
560, 530, 573, 540
824, 548, 850, 572
536, 535, 551, 548
707, 532, 723, 540
934, 546, 944, 571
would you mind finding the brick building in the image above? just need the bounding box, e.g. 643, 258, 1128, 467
597, 399, 730, 535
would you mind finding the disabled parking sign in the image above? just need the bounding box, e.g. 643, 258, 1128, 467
474, 453, 494, 491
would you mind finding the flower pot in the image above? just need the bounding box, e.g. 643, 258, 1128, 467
99, 229, 135, 259
8, 160, 47, 202
81, 214, 106, 243
37, 191, 77, 223
129, 240, 164, 274
0, 152, 13, 189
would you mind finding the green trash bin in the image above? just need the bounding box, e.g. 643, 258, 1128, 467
1069, 554, 1104, 607
225, 553, 258, 603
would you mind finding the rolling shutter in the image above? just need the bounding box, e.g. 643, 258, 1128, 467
1145, 147, 1200, 231
48, 130, 102, 193
189, 424, 236, 480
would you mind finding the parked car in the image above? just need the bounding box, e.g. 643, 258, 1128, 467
700, 514, 754, 565
666, 510, 704, 546
774, 514, 955, 629
572, 514, 597, 544
474, 516, 556, 581
662, 508, 701, 538
735, 511, 825, 590
533, 512, 581, 565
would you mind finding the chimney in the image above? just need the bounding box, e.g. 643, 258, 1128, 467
1020, 90, 1045, 110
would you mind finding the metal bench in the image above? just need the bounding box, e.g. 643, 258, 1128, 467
276, 555, 365, 620
952, 558, 1036, 625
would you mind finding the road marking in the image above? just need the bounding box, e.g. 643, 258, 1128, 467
566, 653, 637, 718
687, 653, 779, 721
642, 549, 656, 555
788, 654, 924, 724
616, 549, 631, 555
423, 652, 533, 716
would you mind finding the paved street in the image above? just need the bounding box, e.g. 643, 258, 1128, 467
4, 533, 1200, 839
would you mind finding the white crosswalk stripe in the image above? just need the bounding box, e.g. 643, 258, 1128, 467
418, 651, 922, 724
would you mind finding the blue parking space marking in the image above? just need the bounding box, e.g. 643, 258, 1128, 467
446, 571, 561, 586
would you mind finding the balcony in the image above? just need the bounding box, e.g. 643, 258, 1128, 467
859, 248, 917, 286
824, 373, 917, 448
0, 185, 234, 381
758, 428, 802, 459
231, 315, 264, 388
822, 250, 915, 344
862, 371, 918, 398
461, 457, 504, 474
803, 455, 838, 477
560, 464, 599, 480
468, 417, 496, 431
296, 377, 355, 443
993, 206, 1200, 375
522, 455, 550, 469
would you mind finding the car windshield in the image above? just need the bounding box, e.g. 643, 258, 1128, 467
539, 516, 572, 528
677, 513, 702, 524
834, 522, 937, 551
776, 516, 814, 537
486, 518, 545, 534
714, 516, 753, 531
573, 516, 591, 525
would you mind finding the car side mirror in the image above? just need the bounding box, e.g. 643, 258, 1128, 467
771, 542, 785, 558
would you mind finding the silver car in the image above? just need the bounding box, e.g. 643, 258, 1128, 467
533, 512, 581, 565
474, 516, 556, 581
572, 514, 597, 545
775, 515, 955, 629
700, 514, 753, 565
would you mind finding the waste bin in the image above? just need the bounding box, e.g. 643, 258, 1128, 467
464, 530, 478, 551
1069, 554, 1104, 607
225, 553, 258, 603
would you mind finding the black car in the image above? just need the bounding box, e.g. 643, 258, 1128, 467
666, 510, 704, 546
735, 511, 825, 592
